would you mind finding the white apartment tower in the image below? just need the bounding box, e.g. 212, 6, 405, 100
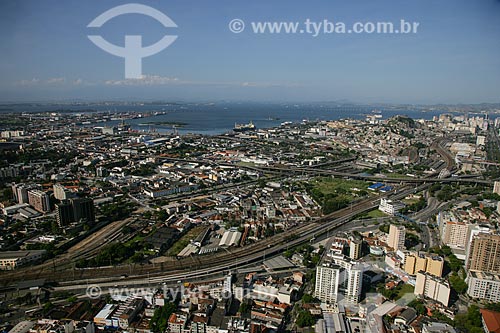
345, 264, 363, 303
494, 181, 500, 195
314, 264, 343, 304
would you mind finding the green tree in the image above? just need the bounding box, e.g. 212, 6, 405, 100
150, 302, 177, 333
408, 299, 426, 315
301, 293, 315, 303
43, 302, 54, 315
485, 302, 500, 312
67, 296, 78, 303
239, 301, 252, 315
379, 224, 390, 233
296, 310, 316, 328
454, 305, 483, 333
449, 273, 467, 294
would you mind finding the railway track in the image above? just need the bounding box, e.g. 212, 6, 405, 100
0, 184, 417, 285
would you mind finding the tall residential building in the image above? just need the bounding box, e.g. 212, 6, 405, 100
465, 225, 491, 263
466, 233, 500, 274
442, 221, 468, 249
388, 224, 405, 251
404, 255, 417, 274
345, 264, 363, 303
56, 200, 74, 227
315, 254, 364, 304
404, 252, 444, 277
414, 271, 450, 306
494, 181, 500, 196
55, 198, 96, 227
426, 256, 445, 277
314, 264, 343, 304
72, 198, 96, 223
12, 183, 41, 204
415, 255, 428, 274
27, 190, 50, 213
53, 184, 70, 200
349, 238, 362, 260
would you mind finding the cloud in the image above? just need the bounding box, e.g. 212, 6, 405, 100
103, 74, 300, 88
16, 78, 40, 86
14, 77, 93, 87
15, 77, 67, 86
14, 75, 301, 89
105, 75, 180, 86
46, 77, 65, 84
240, 81, 300, 88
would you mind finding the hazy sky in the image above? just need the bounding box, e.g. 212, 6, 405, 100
1, 0, 499, 104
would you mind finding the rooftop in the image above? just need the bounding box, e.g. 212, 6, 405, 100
481, 309, 500, 333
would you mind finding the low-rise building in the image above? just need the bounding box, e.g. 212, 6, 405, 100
0, 250, 46, 270
379, 198, 405, 216
480, 308, 500, 333
422, 322, 456, 333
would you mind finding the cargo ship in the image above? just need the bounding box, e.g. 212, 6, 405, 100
233, 121, 256, 132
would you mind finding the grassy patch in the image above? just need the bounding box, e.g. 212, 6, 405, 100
402, 198, 419, 205
305, 177, 371, 214
366, 209, 388, 218
385, 172, 411, 179
313, 178, 370, 196
396, 284, 415, 300
166, 225, 207, 256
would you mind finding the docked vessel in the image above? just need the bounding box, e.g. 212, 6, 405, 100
233, 121, 256, 132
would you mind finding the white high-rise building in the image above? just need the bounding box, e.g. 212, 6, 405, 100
27, 189, 50, 213
494, 181, 500, 196
53, 184, 69, 200
11, 183, 41, 204
314, 264, 343, 304
345, 264, 363, 303
315, 254, 364, 304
